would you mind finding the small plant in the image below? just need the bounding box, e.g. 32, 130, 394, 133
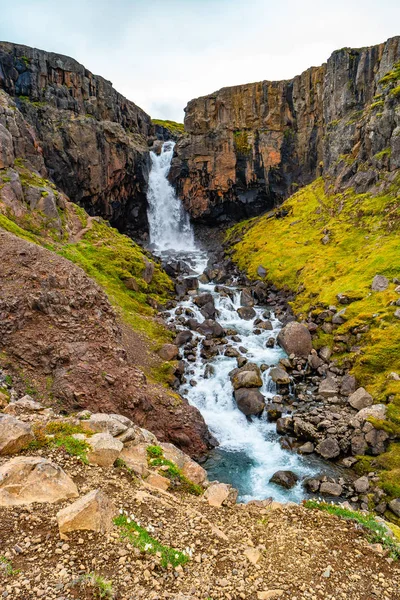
114, 512, 189, 568
28, 421, 90, 463
114, 457, 135, 478
304, 500, 400, 559
76, 572, 114, 598
0, 556, 20, 577
147, 444, 163, 458
146, 447, 203, 496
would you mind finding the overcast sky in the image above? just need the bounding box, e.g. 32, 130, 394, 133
0, 0, 399, 121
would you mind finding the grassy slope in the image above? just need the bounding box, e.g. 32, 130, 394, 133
151, 119, 184, 136
227, 177, 400, 499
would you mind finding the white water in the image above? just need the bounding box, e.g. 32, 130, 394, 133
147, 141, 196, 252
148, 142, 328, 502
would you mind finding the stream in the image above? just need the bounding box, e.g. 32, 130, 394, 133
146, 141, 338, 502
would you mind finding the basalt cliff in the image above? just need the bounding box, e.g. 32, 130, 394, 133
171, 36, 400, 223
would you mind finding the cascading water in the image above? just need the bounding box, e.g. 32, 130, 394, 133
147, 141, 334, 502
146, 141, 196, 252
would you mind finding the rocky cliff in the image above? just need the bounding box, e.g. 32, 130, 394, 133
172, 36, 400, 223
0, 41, 153, 236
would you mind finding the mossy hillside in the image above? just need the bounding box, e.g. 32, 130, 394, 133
227, 177, 400, 498
151, 119, 184, 136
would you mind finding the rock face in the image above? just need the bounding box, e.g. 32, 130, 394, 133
0, 456, 79, 506
0, 42, 154, 236
171, 36, 400, 223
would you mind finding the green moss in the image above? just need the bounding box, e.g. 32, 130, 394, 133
146, 446, 203, 496
114, 513, 189, 568
370, 100, 384, 110
151, 119, 184, 136
374, 147, 391, 160
390, 85, 400, 98
28, 421, 90, 463
304, 500, 400, 559
379, 62, 400, 87
233, 130, 252, 155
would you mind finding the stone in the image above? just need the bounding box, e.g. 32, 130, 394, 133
234, 388, 265, 416
340, 375, 357, 396
120, 443, 149, 477
365, 428, 389, 455
158, 344, 179, 361
56, 489, 116, 536
348, 387, 373, 410
388, 498, 400, 518
197, 319, 225, 338
394, 309, 400, 319
81, 413, 128, 437
319, 346, 332, 362
237, 306, 256, 320
269, 470, 299, 489
0, 414, 34, 455
257, 265, 267, 278
269, 367, 290, 385
356, 404, 387, 422
232, 369, 263, 389
277, 322, 312, 358
318, 377, 339, 397
0, 457, 79, 506
257, 592, 284, 599
244, 547, 261, 564
87, 433, 123, 467
316, 437, 340, 459
240, 289, 254, 307
146, 473, 170, 491
353, 476, 369, 493
204, 482, 231, 507
298, 442, 315, 454
276, 416, 294, 435
319, 481, 343, 496
4, 395, 44, 414
371, 275, 389, 291
351, 433, 367, 456
304, 478, 320, 493
161, 443, 207, 485
175, 330, 193, 346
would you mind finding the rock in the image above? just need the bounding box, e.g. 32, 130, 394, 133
204, 482, 236, 507
316, 437, 340, 459
124, 276, 139, 291
257, 591, 284, 599
269, 367, 290, 385
276, 416, 294, 435
319, 481, 343, 496
158, 344, 179, 361
4, 395, 44, 414
353, 476, 369, 493
0, 457, 79, 506
0, 414, 34, 455
244, 547, 261, 564
81, 413, 129, 437
298, 442, 315, 454
146, 473, 170, 491
365, 428, 389, 455
161, 443, 207, 485
257, 265, 267, 278
394, 309, 400, 319
277, 322, 312, 358
232, 368, 263, 389
234, 388, 265, 416
56, 489, 116, 536
356, 404, 387, 422
371, 275, 389, 291
240, 289, 254, 307
87, 433, 123, 467
351, 433, 367, 456
193, 292, 213, 307
337, 292, 363, 304
197, 319, 224, 338
304, 478, 320, 493
388, 498, 400, 518
269, 470, 299, 489
318, 377, 339, 397
319, 346, 332, 362
120, 443, 149, 477
348, 387, 373, 410
237, 306, 256, 320
175, 330, 193, 346
340, 375, 356, 396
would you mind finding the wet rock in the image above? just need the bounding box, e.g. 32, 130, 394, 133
0, 414, 34, 455
197, 319, 225, 338
304, 478, 320, 493
158, 344, 179, 361
240, 289, 254, 307
266, 337, 275, 348
320, 481, 342, 496
175, 330, 193, 346
269, 367, 290, 385
224, 346, 240, 358
204, 364, 215, 379
277, 322, 312, 358
234, 388, 265, 416
276, 416, 294, 435
316, 437, 340, 459
298, 442, 315, 454
348, 387, 373, 410
0, 456, 79, 506
56, 489, 116, 536
270, 470, 299, 489
266, 405, 282, 422
237, 306, 256, 320
371, 275, 389, 291
237, 356, 248, 367
231, 365, 263, 389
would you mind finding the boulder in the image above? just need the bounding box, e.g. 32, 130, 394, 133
348, 387, 373, 410
120, 443, 149, 477
276, 416, 294, 435
175, 330, 193, 346
269, 470, 299, 489
356, 404, 387, 422
56, 489, 116, 536
237, 306, 256, 320
353, 476, 369, 494
0, 414, 34, 455
298, 442, 315, 454
388, 498, 400, 518
340, 375, 357, 396
158, 344, 179, 361
193, 293, 214, 308
146, 472, 170, 491
81, 413, 128, 437
318, 377, 339, 397
269, 367, 290, 385
232, 369, 263, 389
161, 443, 207, 485
204, 482, 237, 507
3, 395, 44, 415
240, 289, 254, 307
234, 388, 265, 416
316, 437, 340, 459
257, 265, 267, 278
200, 301, 217, 320
87, 433, 123, 467
197, 319, 224, 338
304, 478, 320, 493
277, 322, 312, 358
371, 275, 389, 291
365, 428, 389, 455
0, 457, 79, 506
319, 481, 343, 496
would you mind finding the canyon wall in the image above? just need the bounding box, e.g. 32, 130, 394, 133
171, 36, 400, 223
0, 41, 153, 235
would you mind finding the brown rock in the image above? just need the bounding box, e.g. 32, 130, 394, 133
158, 344, 179, 361
0, 414, 34, 455
277, 322, 312, 358
348, 387, 373, 410
146, 473, 170, 491
234, 388, 265, 416
56, 489, 116, 536
87, 433, 123, 467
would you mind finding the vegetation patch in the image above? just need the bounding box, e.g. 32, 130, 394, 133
28, 421, 90, 463
146, 445, 203, 495
233, 130, 252, 155
114, 512, 189, 568
304, 500, 400, 559
0, 556, 20, 577
151, 119, 184, 136
72, 572, 114, 598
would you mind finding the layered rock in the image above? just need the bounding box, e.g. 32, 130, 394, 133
0, 42, 154, 235
172, 36, 400, 222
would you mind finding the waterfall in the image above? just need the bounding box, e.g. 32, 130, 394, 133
146, 141, 196, 252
